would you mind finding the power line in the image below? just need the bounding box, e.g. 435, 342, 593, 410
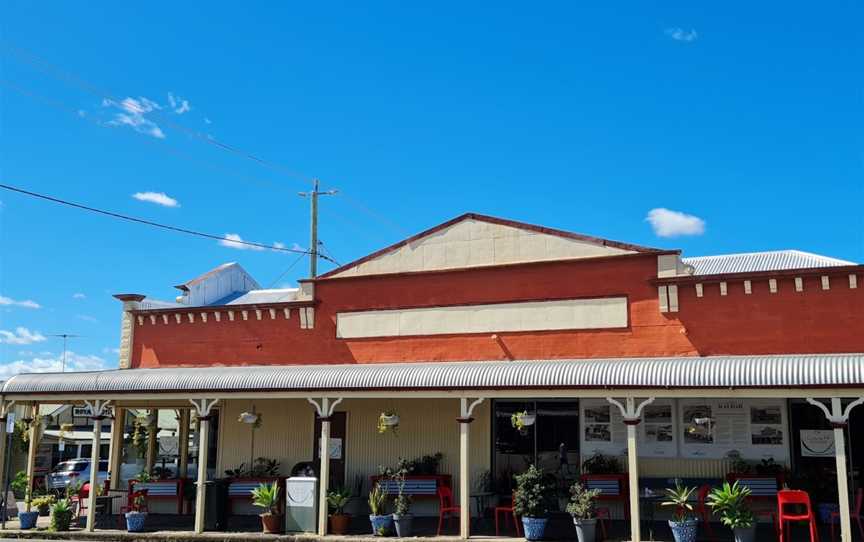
1, 41, 409, 235
0, 183, 337, 262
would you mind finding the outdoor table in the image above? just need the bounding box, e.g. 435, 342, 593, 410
639, 489, 665, 541
470, 491, 495, 527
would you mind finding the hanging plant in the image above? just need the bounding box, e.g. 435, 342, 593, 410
511, 410, 536, 435
377, 411, 400, 435
238, 411, 262, 429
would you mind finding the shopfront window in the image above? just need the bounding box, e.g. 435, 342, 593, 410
493, 400, 579, 492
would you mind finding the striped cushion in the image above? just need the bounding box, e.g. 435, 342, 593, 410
736, 478, 778, 497
132, 482, 179, 496
229, 481, 264, 497
378, 479, 438, 496
585, 480, 622, 497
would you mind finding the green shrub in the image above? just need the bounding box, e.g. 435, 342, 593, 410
513, 465, 553, 518
251, 481, 280, 515
707, 481, 755, 529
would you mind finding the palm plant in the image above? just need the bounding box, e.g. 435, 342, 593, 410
251, 481, 280, 515
707, 481, 755, 529
328, 487, 352, 515
661, 480, 696, 523
368, 482, 387, 516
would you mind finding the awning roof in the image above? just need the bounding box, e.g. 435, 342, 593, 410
4, 354, 864, 397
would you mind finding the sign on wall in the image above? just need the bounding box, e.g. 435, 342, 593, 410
800, 430, 835, 457
580, 399, 677, 458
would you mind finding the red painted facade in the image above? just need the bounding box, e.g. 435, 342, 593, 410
129, 252, 864, 369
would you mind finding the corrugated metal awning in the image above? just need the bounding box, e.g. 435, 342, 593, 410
3, 354, 864, 396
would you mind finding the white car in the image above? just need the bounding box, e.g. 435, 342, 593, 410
45, 459, 109, 491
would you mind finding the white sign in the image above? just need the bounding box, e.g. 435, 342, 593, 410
679, 399, 787, 460
6, 413, 15, 433
800, 430, 835, 457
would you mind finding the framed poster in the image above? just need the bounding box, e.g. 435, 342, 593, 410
800, 430, 835, 457
679, 399, 788, 460
639, 402, 677, 457
580, 400, 626, 457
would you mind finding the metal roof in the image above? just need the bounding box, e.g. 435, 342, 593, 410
4, 354, 864, 395
682, 250, 856, 276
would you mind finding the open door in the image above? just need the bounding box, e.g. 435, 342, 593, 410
313, 411, 346, 490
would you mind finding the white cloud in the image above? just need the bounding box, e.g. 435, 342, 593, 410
665, 27, 698, 42
0, 351, 108, 379
204, 117, 212, 125
72, 293, 86, 299
102, 347, 120, 356
646, 208, 706, 237
219, 233, 264, 251
167, 92, 191, 114
0, 295, 41, 309
132, 191, 180, 208
103, 96, 166, 139
76, 314, 99, 323
0, 327, 47, 345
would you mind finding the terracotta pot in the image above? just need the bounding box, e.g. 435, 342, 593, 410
330, 513, 351, 534
261, 513, 283, 534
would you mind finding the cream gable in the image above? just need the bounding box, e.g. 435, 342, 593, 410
330, 217, 636, 277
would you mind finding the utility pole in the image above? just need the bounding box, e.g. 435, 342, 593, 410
298, 179, 337, 278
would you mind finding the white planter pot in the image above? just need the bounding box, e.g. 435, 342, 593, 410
520, 414, 536, 426
380, 414, 400, 426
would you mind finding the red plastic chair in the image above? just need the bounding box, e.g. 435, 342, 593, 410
436, 486, 460, 535
76, 483, 91, 519
118, 489, 149, 527
776, 489, 820, 542
696, 484, 716, 541
494, 492, 522, 536
831, 488, 864, 542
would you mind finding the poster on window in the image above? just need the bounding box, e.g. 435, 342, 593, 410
638, 402, 676, 457
679, 399, 787, 460
580, 400, 626, 456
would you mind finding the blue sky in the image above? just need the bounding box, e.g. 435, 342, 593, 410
0, 1, 861, 376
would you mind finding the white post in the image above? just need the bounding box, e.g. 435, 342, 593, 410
84, 400, 110, 532
145, 409, 158, 473
108, 407, 126, 491
807, 397, 864, 542
24, 404, 39, 513
457, 397, 484, 539
608, 396, 654, 542
190, 399, 218, 534
306, 396, 343, 536
318, 398, 331, 536
0, 401, 13, 510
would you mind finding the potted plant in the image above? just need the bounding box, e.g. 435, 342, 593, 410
377, 411, 399, 435
50, 498, 74, 531
511, 410, 536, 435
18, 497, 38, 530
566, 482, 602, 542
368, 482, 393, 536
514, 464, 553, 540
31, 494, 56, 516
251, 481, 282, 534
328, 487, 353, 535
707, 481, 756, 542
581, 453, 623, 475
661, 481, 698, 542
125, 492, 148, 532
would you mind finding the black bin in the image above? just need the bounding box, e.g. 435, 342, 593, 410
203, 479, 229, 531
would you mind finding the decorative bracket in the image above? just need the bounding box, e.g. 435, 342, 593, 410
807, 397, 864, 428
307, 397, 343, 419
189, 399, 220, 419
0, 400, 16, 421
84, 400, 112, 421
458, 397, 485, 423
607, 397, 656, 425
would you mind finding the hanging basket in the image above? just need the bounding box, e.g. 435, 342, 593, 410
238, 412, 260, 425
380, 414, 400, 427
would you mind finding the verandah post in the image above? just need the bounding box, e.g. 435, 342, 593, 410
190, 399, 219, 534
807, 397, 864, 542
24, 404, 39, 513
307, 396, 343, 536
608, 396, 654, 542
458, 397, 485, 539
85, 400, 111, 531
108, 407, 126, 491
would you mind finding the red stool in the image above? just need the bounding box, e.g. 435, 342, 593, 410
436, 486, 460, 535
776, 489, 820, 542
696, 484, 716, 541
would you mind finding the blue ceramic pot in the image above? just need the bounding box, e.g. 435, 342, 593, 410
19, 510, 38, 530
522, 517, 548, 541
369, 514, 393, 536
668, 519, 698, 542
125, 511, 147, 532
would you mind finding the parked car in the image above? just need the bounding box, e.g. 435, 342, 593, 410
46, 459, 109, 491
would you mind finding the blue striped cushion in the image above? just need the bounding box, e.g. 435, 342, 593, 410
132, 482, 179, 496
585, 480, 622, 496
378, 480, 438, 496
